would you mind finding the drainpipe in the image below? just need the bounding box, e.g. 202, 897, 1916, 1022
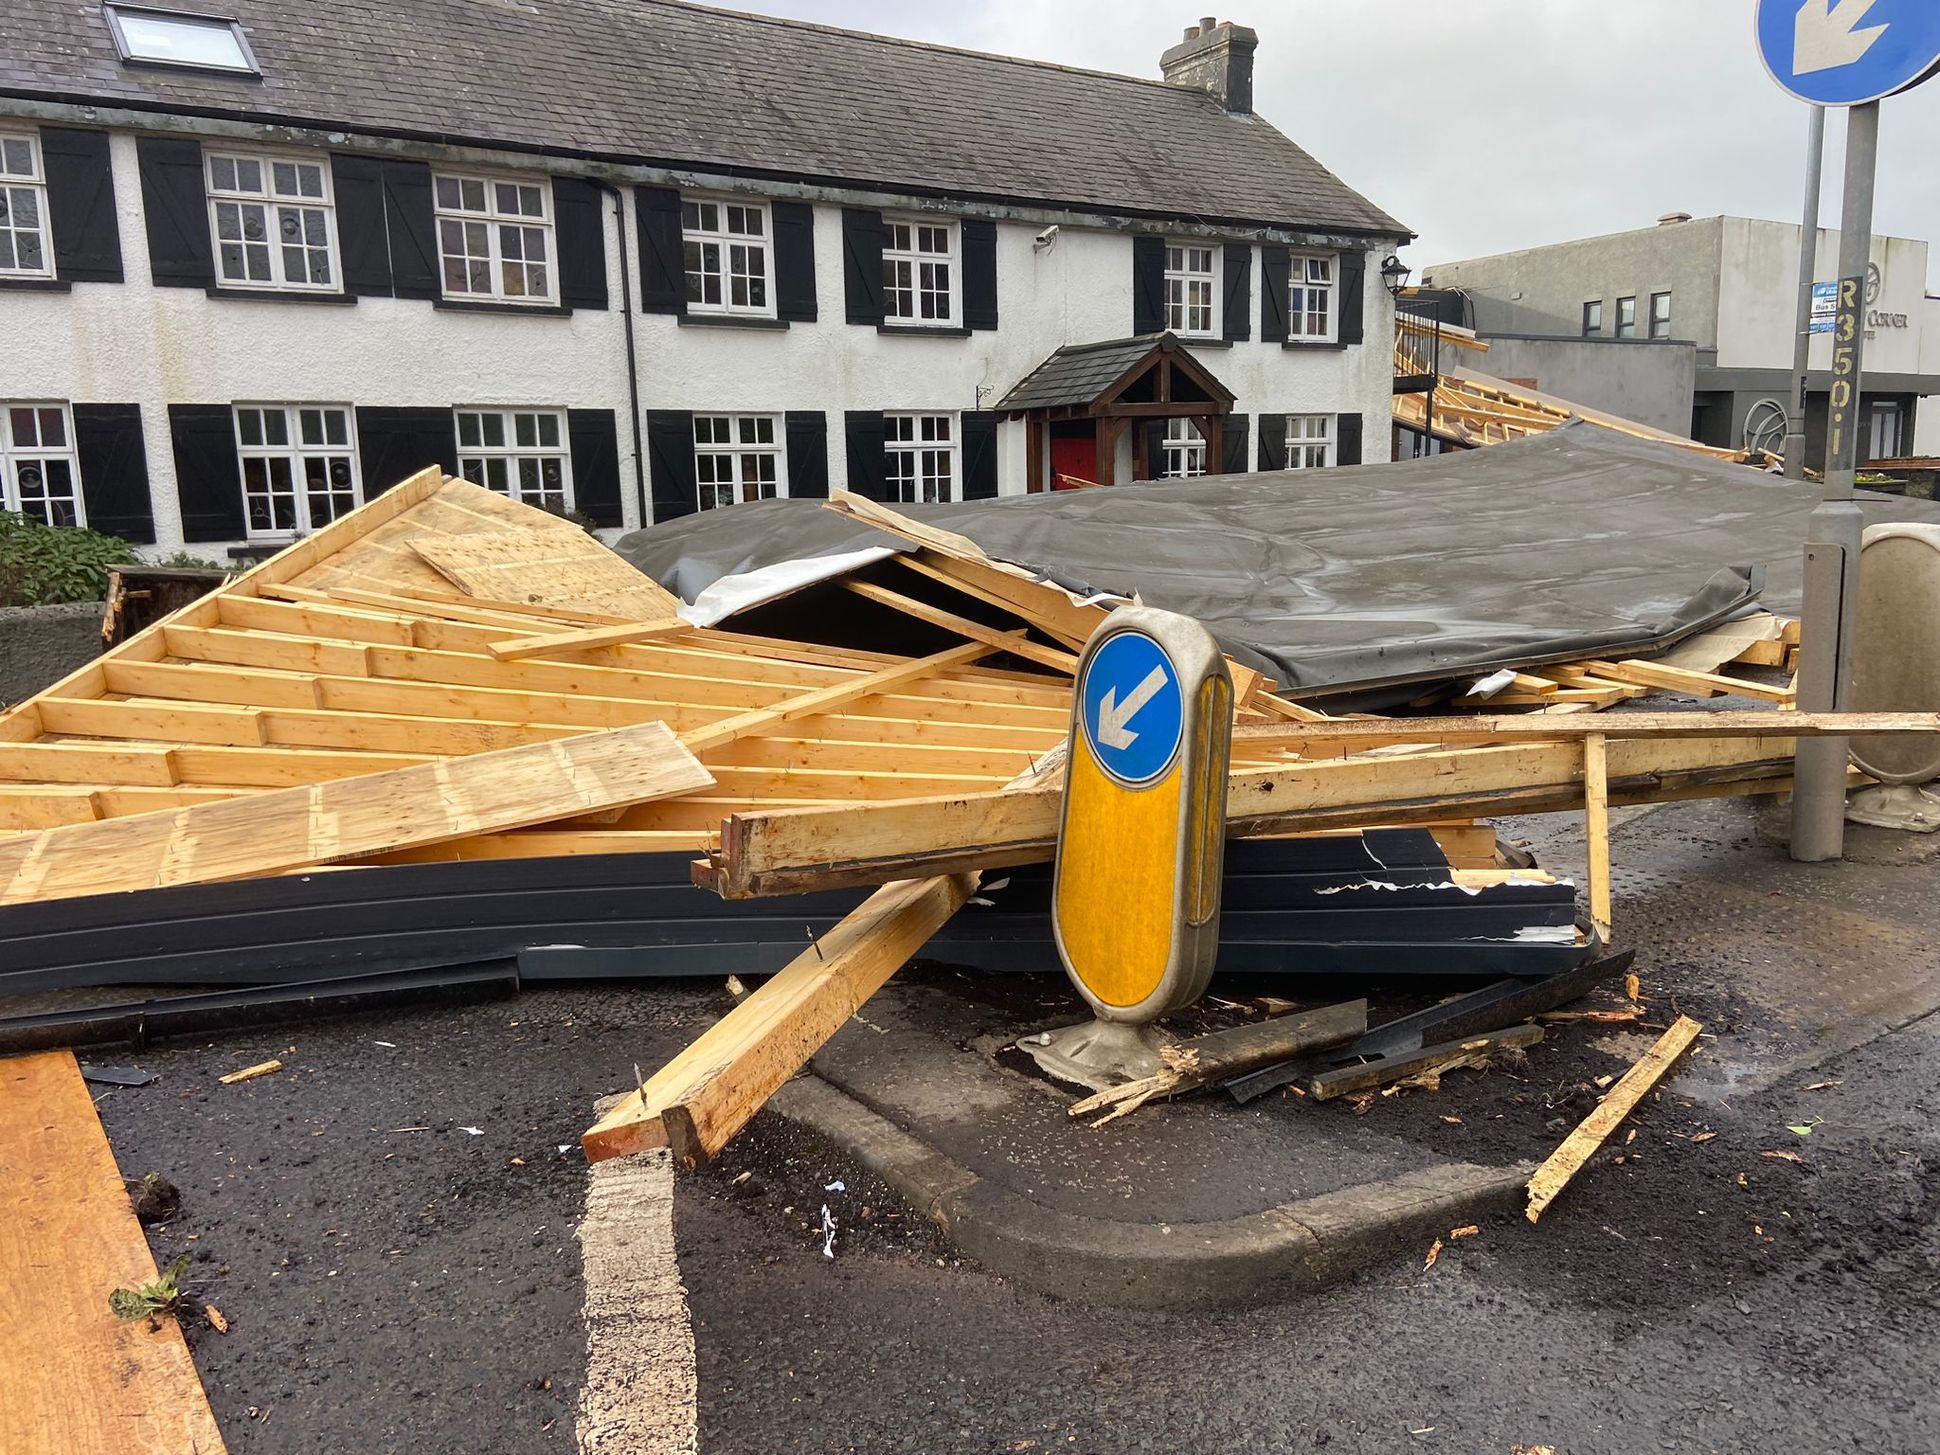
596, 179, 649, 527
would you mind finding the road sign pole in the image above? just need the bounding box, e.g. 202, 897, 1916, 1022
1783, 104, 1826, 482
1791, 99, 1879, 862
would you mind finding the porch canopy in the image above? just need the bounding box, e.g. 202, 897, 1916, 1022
996, 332, 1235, 490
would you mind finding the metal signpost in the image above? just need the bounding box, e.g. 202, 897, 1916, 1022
1029, 607, 1232, 1088
1754, 0, 1940, 861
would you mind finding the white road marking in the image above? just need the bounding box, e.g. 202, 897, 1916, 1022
575, 1126, 698, 1455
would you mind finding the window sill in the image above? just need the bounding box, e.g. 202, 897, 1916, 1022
0, 276, 70, 293
1280, 338, 1347, 352
206, 287, 357, 306
1173, 335, 1233, 349
676, 313, 790, 331
434, 298, 573, 318
877, 323, 973, 338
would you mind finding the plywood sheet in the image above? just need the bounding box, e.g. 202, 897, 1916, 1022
0, 720, 713, 906
0, 1050, 228, 1454
411, 529, 682, 621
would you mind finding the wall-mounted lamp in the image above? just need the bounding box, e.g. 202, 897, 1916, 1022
1380, 254, 1411, 297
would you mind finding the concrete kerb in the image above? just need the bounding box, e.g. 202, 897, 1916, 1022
769, 1073, 1534, 1309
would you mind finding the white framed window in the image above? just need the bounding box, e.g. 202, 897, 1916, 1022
1288, 253, 1336, 341
0, 132, 51, 279
1284, 414, 1336, 470
1165, 242, 1218, 336
1, 402, 84, 527
682, 198, 772, 316
455, 409, 573, 512
693, 415, 785, 510
884, 414, 956, 503
206, 151, 338, 291
883, 219, 958, 325
104, 5, 259, 74
435, 172, 555, 304
232, 405, 360, 540
1161, 418, 1207, 479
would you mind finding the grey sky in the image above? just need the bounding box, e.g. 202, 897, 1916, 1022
738, 1, 1940, 288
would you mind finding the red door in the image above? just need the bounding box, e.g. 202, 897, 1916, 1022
1049, 432, 1095, 489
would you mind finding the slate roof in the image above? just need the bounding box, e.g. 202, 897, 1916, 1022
0, 0, 1407, 236
997, 333, 1232, 412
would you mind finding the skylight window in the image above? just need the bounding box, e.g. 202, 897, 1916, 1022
104, 5, 259, 75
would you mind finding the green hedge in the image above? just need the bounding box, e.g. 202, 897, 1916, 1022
0, 510, 142, 608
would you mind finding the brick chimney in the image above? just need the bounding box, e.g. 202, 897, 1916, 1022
1161, 17, 1258, 115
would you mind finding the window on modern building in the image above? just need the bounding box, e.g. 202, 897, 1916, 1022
683, 197, 772, 316
434, 173, 555, 304
232, 404, 360, 539
1164, 242, 1217, 336
1650, 291, 1672, 340
883, 413, 956, 502
1288, 253, 1336, 341
104, 5, 258, 74
1869, 401, 1903, 460
1161, 418, 1207, 478
1616, 296, 1637, 339
0, 132, 51, 279
1285, 414, 1336, 470
882, 219, 957, 326
1582, 300, 1603, 337
1, 402, 84, 526
693, 415, 785, 508
206, 151, 338, 291
455, 408, 573, 511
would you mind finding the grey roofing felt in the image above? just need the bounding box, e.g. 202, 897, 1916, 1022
997, 334, 1172, 412
0, 0, 1406, 235
616, 422, 1940, 699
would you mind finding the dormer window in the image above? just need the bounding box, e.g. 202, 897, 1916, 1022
104, 5, 259, 76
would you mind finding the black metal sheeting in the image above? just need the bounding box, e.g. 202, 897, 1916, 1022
618, 423, 1940, 697
0, 832, 1582, 1002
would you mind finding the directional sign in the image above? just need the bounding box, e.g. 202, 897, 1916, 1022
1757, 0, 1940, 107
1053, 608, 1231, 1023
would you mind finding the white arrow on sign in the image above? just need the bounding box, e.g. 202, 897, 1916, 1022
1096, 666, 1168, 751
1794, 0, 1889, 77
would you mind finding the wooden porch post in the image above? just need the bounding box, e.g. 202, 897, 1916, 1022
1025, 417, 1044, 493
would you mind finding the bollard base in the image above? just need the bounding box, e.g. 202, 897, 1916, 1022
1022, 1018, 1167, 1094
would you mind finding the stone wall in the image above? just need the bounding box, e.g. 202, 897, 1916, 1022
0, 602, 104, 708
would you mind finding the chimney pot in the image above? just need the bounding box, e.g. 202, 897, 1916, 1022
1199, 15, 1218, 30
1183, 24, 1199, 39
1657, 211, 1693, 226
1162, 16, 1258, 115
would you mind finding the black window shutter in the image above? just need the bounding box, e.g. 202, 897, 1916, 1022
773, 200, 817, 323
167, 404, 244, 541
1222, 243, 1251, 343
1221, 413, 1249, 475
553, 176, 608, 311
635, 186, 686, 315
785, 411, 829, 498
1257, 413, 1288, 471
381, 160, 439, 301
331, 152, 392, 297
1132, 235, 1166, 335
136, 135, 213, 289
962, 218, 998, 331
567, 408, 622, 525
841, 208, 884, 326
72, 404, 153, 542
843, 410, 885, 499
41, 128, 123, 284
645, 410, 697, 522
1336, 413, 1364, 467
1260, 245, 1290, 343
1337, 250, 1366, 346
354, 407, 456, 497
960, 412, 999, 500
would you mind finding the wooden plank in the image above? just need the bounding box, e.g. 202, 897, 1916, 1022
0, 720, 714, 907
1163, 999, 1368, 1080
377, 581, 636, 625
582, 873, 976, 1166
410, 531, 683, 621
840, 579, 1079, 673
1525, 1014, 1704, 1223
1234, 710, 1938, 747
489, 618, 697, 661
1584, 733, 1612, 943
0, 1050, 228, 1454
1307, 1024, 1545, 1100
1579, 659, 1796, 704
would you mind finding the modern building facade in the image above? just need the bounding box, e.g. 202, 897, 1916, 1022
1421, 214, 1940, 467
0, 1, 1406, 558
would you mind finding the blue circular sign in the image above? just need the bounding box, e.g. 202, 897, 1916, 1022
1080, 630, 1184, 788
1756, 0, 1940, 107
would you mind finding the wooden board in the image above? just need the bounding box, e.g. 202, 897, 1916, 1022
0, 1051, 228, 1454
582, 873, 976, 1165
0, 720, 713, 906
410, 530, 683, 621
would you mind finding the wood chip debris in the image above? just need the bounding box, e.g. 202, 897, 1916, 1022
204, 1304, 229, 1334
1423, 1238, 1442, 1270
218, 1059, 282, 1085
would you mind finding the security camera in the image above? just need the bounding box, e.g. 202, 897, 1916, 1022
1033, 225, 1059, 250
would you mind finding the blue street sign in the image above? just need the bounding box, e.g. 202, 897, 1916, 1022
1810, 280, 1838, 333
1756, 0, 1940, 106
1079, 629, 1184, 788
